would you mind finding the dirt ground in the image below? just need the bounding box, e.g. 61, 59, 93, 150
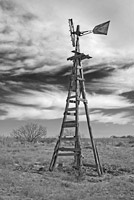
0, 137, 134, 200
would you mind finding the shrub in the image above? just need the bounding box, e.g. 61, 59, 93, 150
128, 139, 134, 144
115, 142, 125, 147
110, 135, 117, 138
12, 123, 47, 143
127, 135, 134, 138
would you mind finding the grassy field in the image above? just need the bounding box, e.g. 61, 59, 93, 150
0, 136, 134, 200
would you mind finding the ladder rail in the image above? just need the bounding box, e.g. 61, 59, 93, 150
49, 65, 77, 171
79, 66, 103, 175
74, 33, 81, 169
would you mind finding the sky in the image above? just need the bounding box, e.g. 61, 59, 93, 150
0, 0, 134, 137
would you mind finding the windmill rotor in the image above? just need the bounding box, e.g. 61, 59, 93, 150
68, 19, 75, 47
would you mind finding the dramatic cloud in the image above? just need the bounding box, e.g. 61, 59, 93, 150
90, 110, 133, 125
0, 81, 132, 124
0, 0, 70, 76
7, 86, 66, 109
0, 104, 63, 120
87, 93, 133, 109
87, 62, 134, 95
0, 0, 134, 136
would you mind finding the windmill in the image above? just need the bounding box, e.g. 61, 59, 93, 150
49, 19, 110, 176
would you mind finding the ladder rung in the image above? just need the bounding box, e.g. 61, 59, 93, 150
70, 88, 76, 92
69, 95, 76, 99
57, 153, 76, 156
60, 136, 76, 141
66, 112, 76, 116
63, 121, 77, 128
67, 107, 76, 111
77, 77, 85, 81
77, 66, 82, 69
69, 100, 76, 103
77, 98, 87, 102
58, 147, 80, 152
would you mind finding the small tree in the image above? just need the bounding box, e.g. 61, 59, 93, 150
12, 123, 47, 143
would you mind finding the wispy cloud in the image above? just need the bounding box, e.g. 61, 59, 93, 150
79, 109, 133, 125
88, 62, 134, 95
0, 0, 134, 131
7, 86, 66, 109
0, 82, 132, 123
0, 104, 63, 120
0, 0, 70, 75
87, 93, 133, 109
90, 110, 133, 125
0, 0, 133, 77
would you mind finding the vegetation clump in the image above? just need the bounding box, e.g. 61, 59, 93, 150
12, 123, 47, 143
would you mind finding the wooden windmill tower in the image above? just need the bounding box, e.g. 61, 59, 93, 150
49, 19, 110, 176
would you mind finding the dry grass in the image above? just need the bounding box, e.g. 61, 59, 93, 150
0, 137, 134, 199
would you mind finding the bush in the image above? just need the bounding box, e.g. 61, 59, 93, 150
115, 142, 125, 147
12, 123, 47, 143
128, 139, 134, 144
127, 135, 134, 138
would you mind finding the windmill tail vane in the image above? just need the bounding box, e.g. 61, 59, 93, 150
93, 20, 110, 35
49, 18, 110, 176
69, 18, 110, 37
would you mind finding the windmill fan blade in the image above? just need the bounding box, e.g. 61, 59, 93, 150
68, 19, 75, 47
